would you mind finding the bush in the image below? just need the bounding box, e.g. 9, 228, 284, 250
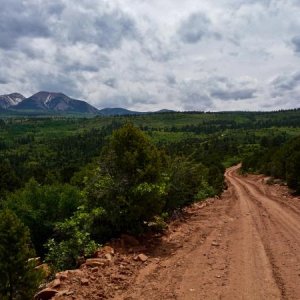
286, 151, 300, 193
164, 156, 214, 211
4, 180, 83, 255
85, 123, 167, 236
45, 207, 99, 272
0, 209, 42, 300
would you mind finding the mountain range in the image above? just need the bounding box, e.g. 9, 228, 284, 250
0, 92, 174, 115
0, 92, 98, 114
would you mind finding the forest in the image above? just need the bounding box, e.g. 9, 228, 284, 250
0, 110, 300, 299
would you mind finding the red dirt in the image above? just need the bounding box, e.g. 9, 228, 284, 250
45, 166, 300, 300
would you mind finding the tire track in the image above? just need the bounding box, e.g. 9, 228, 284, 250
227, 166, 300, 300
115, 166, 300, 300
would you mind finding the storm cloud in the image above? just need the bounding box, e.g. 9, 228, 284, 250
0, 0, 300, 111
0, 0, 50, 49
177, 13, 212, 44
291, 36, 300, 54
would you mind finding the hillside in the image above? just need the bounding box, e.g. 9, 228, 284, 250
0, 93, 25, 109
13, 92, 99, 114
98, 107, 143, 116
35, 168, 300, 299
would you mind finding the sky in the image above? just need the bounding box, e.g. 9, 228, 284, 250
0, 0, 300, 111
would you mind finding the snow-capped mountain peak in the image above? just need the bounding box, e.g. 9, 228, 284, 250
0, 93, 25, 109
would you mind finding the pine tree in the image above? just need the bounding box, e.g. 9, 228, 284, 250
0, 209, 41, 300
87, 123, 167, 235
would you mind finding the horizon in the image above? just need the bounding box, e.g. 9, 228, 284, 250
1, 90, 300, 113
0, 1, 300, 112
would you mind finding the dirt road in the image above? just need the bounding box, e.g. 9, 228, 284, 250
116, 165, 300, 300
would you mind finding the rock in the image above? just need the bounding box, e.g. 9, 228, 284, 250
57, 290, 74, 297
34, 288, 58, 300
136, 254, 148, 262
211, 241, 220, 247
35, 263, 51, 277
48, 279, 60, 289
91, 267, 99, 273
95, 246, 115, 258
81, 278, 89, 286
103, 245, 115, 255
111, 274, 127, 282
67, 269, 83, 276
85, 258, 110, 267
105, 253, 113, 261
55, 272, 68, 280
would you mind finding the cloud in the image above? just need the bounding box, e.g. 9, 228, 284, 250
209, 77, 257, 100
177, 13, 212, 44
166, 75, 177, 86
271, 71, 300, 96
0, 1, 138, 50
210, 89, 256, 100
0, 79, 8, 85
0, 0, 300, 111
178, 75, 258, 111
63, 8, 138, 49
0, 0, 52, 49
104, 78, 118, 88
291, 36, 300, 53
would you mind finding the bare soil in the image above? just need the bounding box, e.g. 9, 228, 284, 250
48, 166, 300, 300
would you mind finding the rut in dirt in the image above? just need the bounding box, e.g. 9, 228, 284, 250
116, 165, 300, 300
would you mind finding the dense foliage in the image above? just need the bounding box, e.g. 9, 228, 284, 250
86, 124, 167, 236
242, 135, 300, 193
0, 110, 299, 281
4, 181, 82, 255
0, 209, 42, 300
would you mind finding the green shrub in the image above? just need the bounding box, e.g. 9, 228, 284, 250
45, 207, 99, 272
85, 124, 167, 236
0, 209, 42, 300
164, 156, 212, 211
4, 180, 83, 255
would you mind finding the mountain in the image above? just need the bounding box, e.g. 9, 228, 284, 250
14, 91, 99, 114
0, 91, 176, 115
0, 93, 25, 109
98, 107, 143, 116
156, 109, 175, 113
98, 108, 175, 116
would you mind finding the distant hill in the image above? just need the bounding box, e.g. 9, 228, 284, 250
98, 108, 175, 116
0, 91, 176, 115
0, 93, 25, 109
156, 109, 176, 113
13, 91, 99, 114
98, 107, 144, 116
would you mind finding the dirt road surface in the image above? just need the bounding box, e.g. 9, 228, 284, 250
115, 165, 300, 300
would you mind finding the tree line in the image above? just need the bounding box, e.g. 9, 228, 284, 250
242, 135, 300, 193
